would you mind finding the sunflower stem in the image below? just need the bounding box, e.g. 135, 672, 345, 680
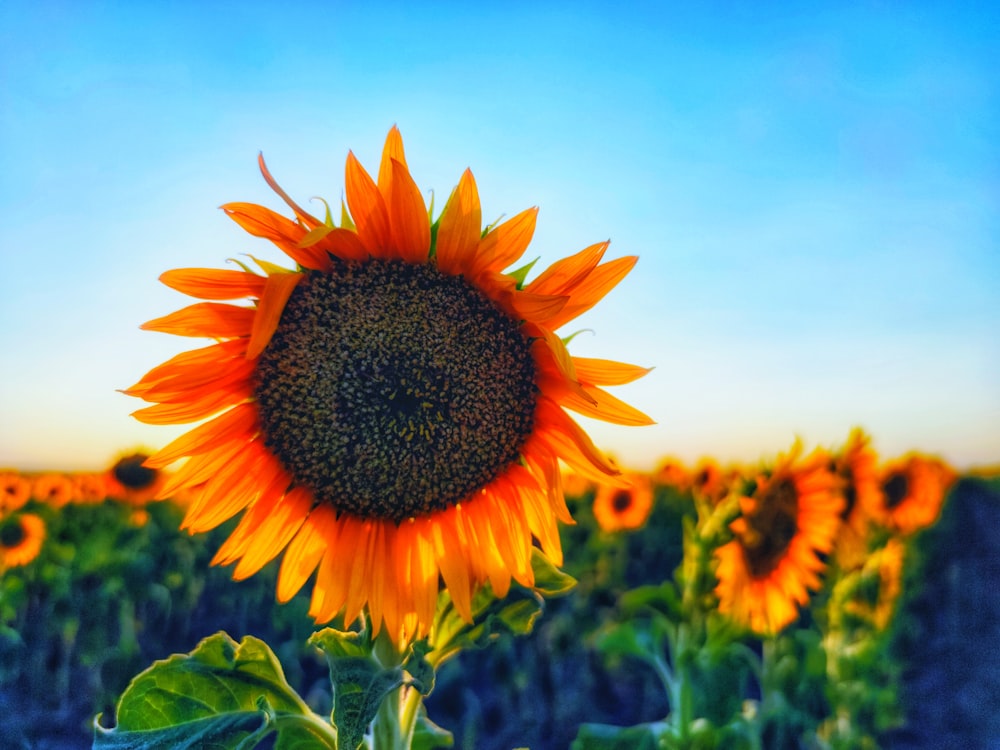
371, 628, 418, 750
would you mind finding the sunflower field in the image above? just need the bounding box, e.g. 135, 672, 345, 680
2, 442, 996, 749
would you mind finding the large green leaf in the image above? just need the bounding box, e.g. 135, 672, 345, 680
93, 632, 335, 750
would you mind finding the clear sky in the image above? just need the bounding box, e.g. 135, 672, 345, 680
1, 1, 997, 473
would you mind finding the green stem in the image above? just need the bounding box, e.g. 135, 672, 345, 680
371, 629, 420, 750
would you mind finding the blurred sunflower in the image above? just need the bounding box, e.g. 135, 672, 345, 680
31, 474, 75, 508
652, 456, 688, 489
1, 472, 31, 513
128, 127, 651, 643
592, 473, 653, 532
105, 452, 164, 506
0, 513, 45, 568
873, 454, 955, 535
689, 458, 728, 502
829, 428, 881, 569
714, 443, 843, 635
73, 473, 110, 505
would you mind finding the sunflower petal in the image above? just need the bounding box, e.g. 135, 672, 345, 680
345, 151, 391, 255
474, 206, 538, 276
388, 158, 431, 263
573, 357, 653, 386
436, 169, 482, 275
160, 268, 266, 300
246, 272, 303, 359
141, 303, 254, 339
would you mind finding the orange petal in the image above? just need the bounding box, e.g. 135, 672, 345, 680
573, 357, 652, 386
221, 202, 331, 271
432, 512, 473, 622
146, 403, 258, 468
141, 302, 254, 339
160, 269, 266, 300
559, 383, 655, 426
231, 486, 311, 580
278, 506, 336, 603
473, 207, 538, 276
313, 227, 369, 262
377, 126, 408, 194
211, 472, 289, 565
387, 158, 431, 263
534, 397, 625, 485
548, 255, 638, 330
246, 272, 303, 359
436, 169, 482, 275
131, 384, 249, 425
257, 153, 322, 229
525, 241, 608, 296
345, 151, 391, 255
506, 290, 569, 322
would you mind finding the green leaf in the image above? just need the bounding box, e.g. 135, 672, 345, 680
530, 548, 577, 597
94, 632, 335, 750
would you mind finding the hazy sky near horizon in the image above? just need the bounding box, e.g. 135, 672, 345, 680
1, 1, 998, 473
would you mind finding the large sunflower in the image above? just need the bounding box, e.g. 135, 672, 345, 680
128, 127, 651, 644
714, 443, 842, 635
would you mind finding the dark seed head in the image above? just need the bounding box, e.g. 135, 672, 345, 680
254, 258, 538, 522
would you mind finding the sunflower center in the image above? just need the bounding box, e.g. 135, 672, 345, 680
0, 518, 25, 549
113, 454, 158, 490
611, 490, 633, 513
883, 472, 909, 509
743, 477, 799, 578
254, 258, 538, 522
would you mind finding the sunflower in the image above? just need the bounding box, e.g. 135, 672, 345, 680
73, 473, 111, 505
652, 456, 688, 489
873, 454, 955, 535
1, 471, 31, 514
0, 513, 46, 568
31, 473, 76, 508
828, 428, 881, 570
592, 473, 653, 532
714, 443, 843, 635
128, 127, 651, 644
689, 457, 728, 502
105, 452, 165, 506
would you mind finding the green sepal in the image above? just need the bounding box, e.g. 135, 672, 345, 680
308, 628, 435, 750
93, 632, 334, 750
531, 548, 577, 597
508, 257, 539, 288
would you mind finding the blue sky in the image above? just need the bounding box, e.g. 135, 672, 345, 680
1, 1, 997, 472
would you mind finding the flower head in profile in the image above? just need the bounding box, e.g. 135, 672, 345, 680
829, 427, 881, 569
592, 473, 653, 532
0, 513, 46, 568
873, 453, 955, 535
127, 127, 652, 644
714, 443, 843, 635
